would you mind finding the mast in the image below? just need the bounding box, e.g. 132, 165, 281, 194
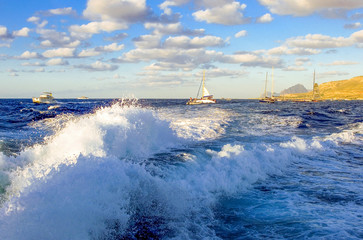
312, 69, 316, 100
264, 72, 268, 98
271, 67, 274, 98
202, 70, 205, 98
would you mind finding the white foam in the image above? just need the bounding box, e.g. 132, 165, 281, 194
158, 107, 233, 140
3, 101, 180, 199
0, 101, 300, 239
240, 113, 303, 136
325, 122, 363, 145
280, 136, 308, 151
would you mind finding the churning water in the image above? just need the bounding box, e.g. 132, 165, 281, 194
0, 99, 362, 239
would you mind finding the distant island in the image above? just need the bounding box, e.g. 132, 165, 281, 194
279, 76, 363, 101
280, 84, 308, 95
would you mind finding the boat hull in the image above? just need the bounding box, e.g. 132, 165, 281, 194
32, 93, 56, 104
259, 98, 275, 103
186, 99, 216, 105
32, 97, 56, 104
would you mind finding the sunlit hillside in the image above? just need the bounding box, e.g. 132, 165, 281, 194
281, 76, 363, 100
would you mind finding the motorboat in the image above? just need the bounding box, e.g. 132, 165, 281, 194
32, 92, 56, 104
77, 96, 89, 99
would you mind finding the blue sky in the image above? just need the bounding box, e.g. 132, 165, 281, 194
1, 0, 362, 98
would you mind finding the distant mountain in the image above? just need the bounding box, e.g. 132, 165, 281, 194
280, 84, 308, 95
280, 76, 363, 100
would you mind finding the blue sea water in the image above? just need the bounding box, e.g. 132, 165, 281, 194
0, 98, 362, 239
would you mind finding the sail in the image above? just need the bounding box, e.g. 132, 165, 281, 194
203, 86, 212, 97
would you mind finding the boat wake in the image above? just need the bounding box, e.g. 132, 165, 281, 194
0, 100, 362, 239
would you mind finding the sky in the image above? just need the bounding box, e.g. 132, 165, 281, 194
0, 0, 362, 99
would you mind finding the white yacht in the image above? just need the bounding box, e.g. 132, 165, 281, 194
32, 92, 56, 104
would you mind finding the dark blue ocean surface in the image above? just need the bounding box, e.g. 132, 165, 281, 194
0, 98, 362, 239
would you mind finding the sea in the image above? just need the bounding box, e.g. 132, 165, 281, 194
0, 98, 362, 240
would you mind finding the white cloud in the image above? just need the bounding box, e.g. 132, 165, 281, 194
221, 52, 259, 63
195, 0, 245, 9
0, 25, 11, 39
285, 34, 353, 49
144, 22, 181, 35
22, 62, 45, 66
36, 28, 81, 48
193, 1, 248, 25
295, 57, 310, 66
220, 52, 283, 67
256, 13, 273, 23
350, 29, 363, 42
13, 27, 31, 37
78, 49, 100, 57
133, 35, 162, 49
321, 60, 359, 66
49, 7, 75, 15
115, 36, 283, 70
235, 30, 247, 38
283, 66, 306, 71
83, 0, 149, 22
34, 67, 45, 72
144, 61, 198, 71
164, 35, 225, 49
27, 16, 40, 23
0, 26, 7, 35
159, 0, 190, 15
19, 51, 42, 59
75, 61, 118, 71
26, 15, 48, 28
268, 46, 320, 55
69, 21, 128, 39
96, 43, 124, 52
257, 0, 363, 17
78, 43, 124, 57
266, 30, 363, 57
202, 68, 248, 78
118, 48, 223, 70
40, 39, 80, 48
350, 12, 363, 20
38, 20, 48, 28
42, 48, 75, 58
104, 33, 128, 42
344, 22, 362, 29
46, 58, 69, 66
144, 22, 205, 36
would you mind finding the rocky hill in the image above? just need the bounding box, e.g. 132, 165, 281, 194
281, 76, 363, 100
280, 84, 308, 95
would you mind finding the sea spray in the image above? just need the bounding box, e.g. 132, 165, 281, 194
0, 103, 296, 239
0, 99, 361, 239
2, 100, 180, 200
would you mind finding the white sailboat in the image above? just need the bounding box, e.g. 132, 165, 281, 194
259, 68, 275, 103
187, 71, 216, 105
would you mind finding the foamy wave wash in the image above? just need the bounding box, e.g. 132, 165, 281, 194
0, 99, 184, 238
1, 99, 179, 197
0, 99, 296, 239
